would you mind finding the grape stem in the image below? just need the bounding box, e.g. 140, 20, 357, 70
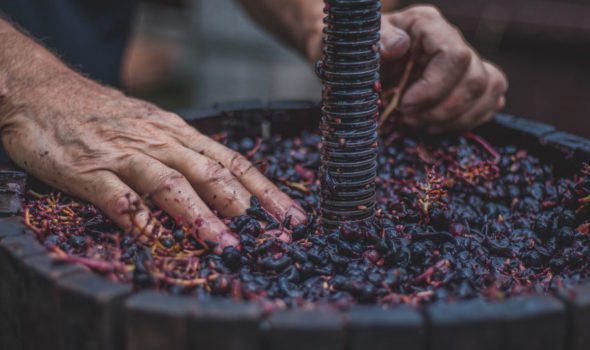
464, 131, 501, 163
378, 45, 418, 132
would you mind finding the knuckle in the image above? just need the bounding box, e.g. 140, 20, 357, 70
229, 152, 255, 178
153, 170, 185, 194
124, 153, 146, 171
164, 112, 189, 128
453, 48, 472, 70
204, 160, 226, 179
413, 5, 442, 20
205, 161, 237, 186
160, 111, 180, 120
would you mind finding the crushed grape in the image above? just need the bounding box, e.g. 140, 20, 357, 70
23, 130, 590, 310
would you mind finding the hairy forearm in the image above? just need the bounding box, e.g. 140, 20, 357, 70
0, 19, 119, 125
235, 0, 324, 63
0, 18, 306, 249
0, 20, 68, 109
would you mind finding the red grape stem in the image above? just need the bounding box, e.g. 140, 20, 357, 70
463, 131, 501, 163
246, 137, 263, 159
50, 245, 130, 276
378, 43, 418, 132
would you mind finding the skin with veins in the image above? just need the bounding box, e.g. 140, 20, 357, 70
0, 20, 304, 252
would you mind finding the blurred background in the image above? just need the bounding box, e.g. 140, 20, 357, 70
122, 0, 321, 109
123, 0, 590, 137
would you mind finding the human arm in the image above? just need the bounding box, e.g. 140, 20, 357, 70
238, 1, 507, 134
0, 18, 305, 253
235, 0, 325, 63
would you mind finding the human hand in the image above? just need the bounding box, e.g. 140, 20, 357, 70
379, 5, 508, 134
0, 75, 306, 253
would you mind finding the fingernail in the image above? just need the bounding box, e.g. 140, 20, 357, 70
286, 203, 307, 226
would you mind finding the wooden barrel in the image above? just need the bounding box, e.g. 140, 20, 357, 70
0, 101, 589, 350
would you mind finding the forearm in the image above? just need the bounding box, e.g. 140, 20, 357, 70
0, 18, 305, 250
0, 19, 65, 109
235, 0, 324, 63
0, 19, 119, 124
236, 0, 402, 64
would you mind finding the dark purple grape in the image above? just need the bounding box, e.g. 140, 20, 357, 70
25, 119, 590, 310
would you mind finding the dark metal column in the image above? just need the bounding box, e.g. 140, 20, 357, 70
318, 0, 382, 227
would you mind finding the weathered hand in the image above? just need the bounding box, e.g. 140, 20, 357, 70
0, 76, 305, 253
379, 5, 508, 133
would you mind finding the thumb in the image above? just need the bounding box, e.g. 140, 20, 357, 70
380, 18, 411, 60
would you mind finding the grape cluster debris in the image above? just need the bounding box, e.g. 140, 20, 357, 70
24, 129, 590, 310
